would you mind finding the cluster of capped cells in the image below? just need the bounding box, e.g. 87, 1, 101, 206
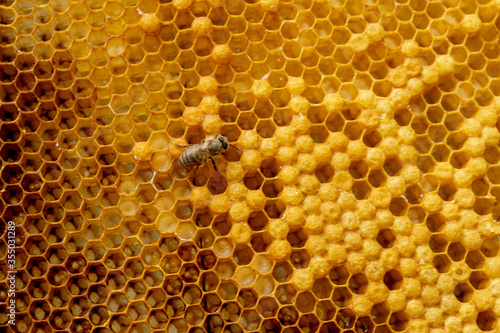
3, 0, 500, 332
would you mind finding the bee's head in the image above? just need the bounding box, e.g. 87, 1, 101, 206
218, 135, 239, 151
218, 136, 229, 150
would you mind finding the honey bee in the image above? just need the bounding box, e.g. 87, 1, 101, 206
176, 134, 238, 173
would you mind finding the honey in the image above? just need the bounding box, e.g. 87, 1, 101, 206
2, 0, 500, 332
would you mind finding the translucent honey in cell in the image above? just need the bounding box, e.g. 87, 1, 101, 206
2, 0, 500, 332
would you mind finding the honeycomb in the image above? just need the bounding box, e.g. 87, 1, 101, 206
2, 0, 500, 332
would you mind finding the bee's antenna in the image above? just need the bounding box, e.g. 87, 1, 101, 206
229, 143, 239, 151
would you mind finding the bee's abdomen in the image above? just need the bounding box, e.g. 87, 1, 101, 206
179, 149, 204, 167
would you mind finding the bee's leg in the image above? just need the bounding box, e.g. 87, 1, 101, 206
175, 143, 194, 148
209, 157, 218, 172
192, 164, 200, 186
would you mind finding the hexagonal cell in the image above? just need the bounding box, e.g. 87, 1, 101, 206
433, 253, 452, 273
428, 233, 447, 254
290, 249, 310, 269
329, 266, 350, 286
25, 215, 46, 234
278, 306, 299, 326
24, 235, 48, 256
251, 231, 272, 253
47, 266, 69, 287
388, 311, 408, 332
144, 287, 166, 309
67, 275, 89, 296
0, 122, 21, 143
68, 296, 90, 317
180, 263, 200, 283
41, 162, 62, 181
1, 185, 23, 205
197, 249, 217, 271
1, 143, 22, 163
27, 278, 50, 299
81, 239, 105, 261
11, 290, 29, 312
265, 199, 285, 219
447, 242, 466, 262
239, 309, 260, 331
469, 270, 489, 290
22, 193, 44, 214
475, 310, 497, 331
60, 171, 81, 190
453, 282, 474, 303
199, 292, 221, 314
103, 249, 126, 269
85, 262, 106, 284
107, 292, 129, 317
41, 182, 63, 201
426, 213, 446, 233
480, 237, 500, 257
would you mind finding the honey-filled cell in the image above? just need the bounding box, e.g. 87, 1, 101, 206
3, 0, 500, 332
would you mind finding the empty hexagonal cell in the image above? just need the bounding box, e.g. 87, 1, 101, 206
433, 253, 452, 273
454, 282, 474, 303
429, 234, 448, 253
475, 310, 497, 331
89, 306, 109, 325
262, 179, 284, 198
123, 257, 145, 278
480, 237, 500, 258
416, 155, 434, 173
239, 309, 260, 331
316, 299, 336, 322
265, 199, 285, 219
66, 275, 89, 296
469, 270, 489, 290
352, 181, 371, 200
388, 311, 408, 332
250, 231, 271, 253
446, 242, 466, 262
0, 122, 21, 143
1, 143, 22, 163
426, 213, 446, 233
484, 151, 500, 175
389, 197, 408, 216
45, 225, 66, 245
329, 266, 350, 286
193, 248, 215, 271
376, 229, 397, 248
